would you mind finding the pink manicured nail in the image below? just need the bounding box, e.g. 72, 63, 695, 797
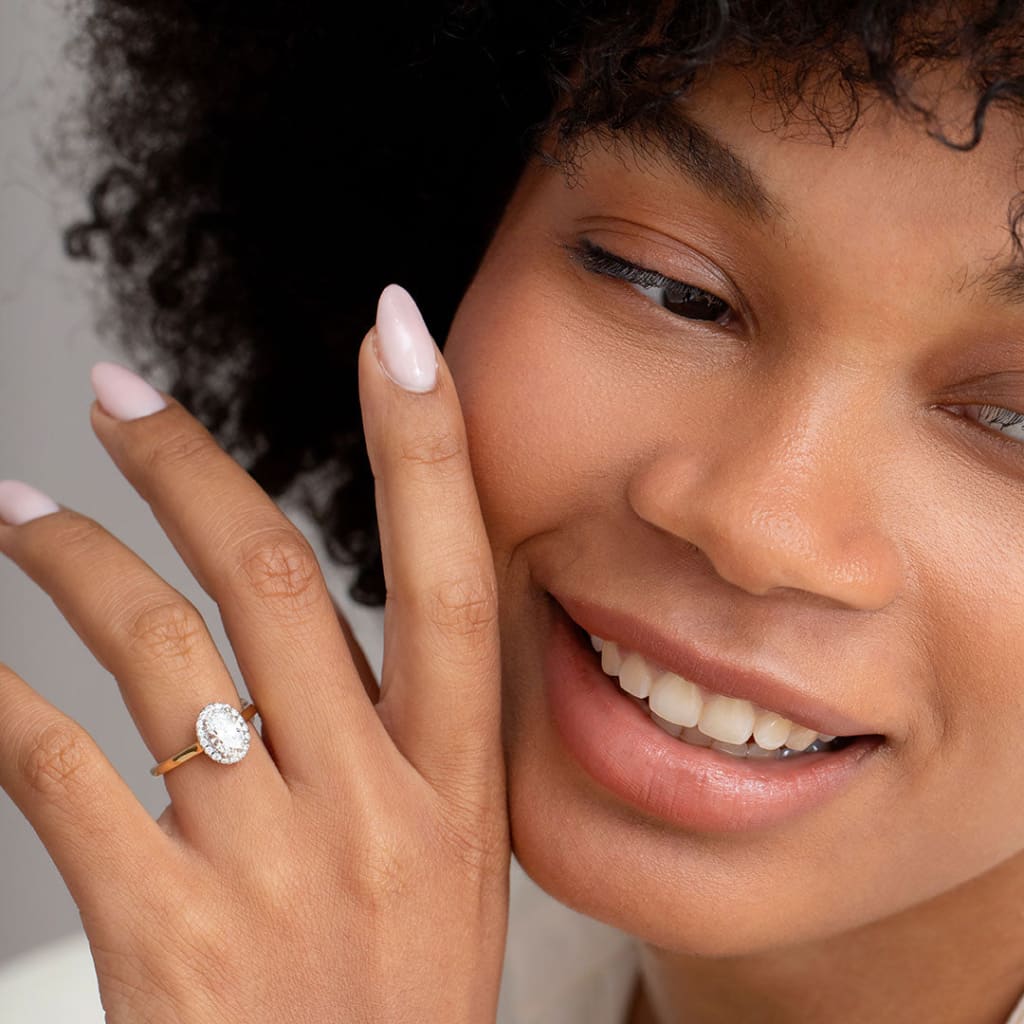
374, 284, 438, 393
90, 361, 167, 421
0, 480, 60, 526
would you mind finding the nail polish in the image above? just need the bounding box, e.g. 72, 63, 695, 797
0, 480, 60, 525
90, 361, 167, 421
374, 284, 438, 393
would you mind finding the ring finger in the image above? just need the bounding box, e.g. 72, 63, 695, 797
0, 483, 287, 837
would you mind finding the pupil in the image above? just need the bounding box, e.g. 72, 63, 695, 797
664, 291, 727, 322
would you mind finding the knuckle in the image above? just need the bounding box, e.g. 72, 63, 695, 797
141, 429, 214, 474
397, 428, 464, 472
19, 720, 95, 799
125, 599, 209, 669
421, 569, 499, 640
440, 813, 508, 875
234, 528, 323, 611
48, 515, 108, 557
350, 825, 413, 910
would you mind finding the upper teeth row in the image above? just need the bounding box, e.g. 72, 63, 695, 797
590, 634, 837, 752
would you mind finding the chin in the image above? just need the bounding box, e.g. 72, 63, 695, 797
505, 731, 858, 957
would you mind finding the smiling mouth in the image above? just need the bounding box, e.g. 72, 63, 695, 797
574, 622, 874, 761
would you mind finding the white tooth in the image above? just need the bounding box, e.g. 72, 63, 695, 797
618, 653, 654, 700
711, 740, 748, 758
600, 641, 623, 675
681, 726, 714, 747
785, 724, 819, 751
593, 637, 834, 756
648, 672, 702, 727
698, 695, 756, 745
752, 711, 792, 751
651, 712, 682, 737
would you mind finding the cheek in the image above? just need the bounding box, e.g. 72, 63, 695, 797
442, 261, 626, 549
895, 471, 1024, 854
440, 194, 1024, 953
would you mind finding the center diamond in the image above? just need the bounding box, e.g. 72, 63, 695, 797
195, 703, 251, 765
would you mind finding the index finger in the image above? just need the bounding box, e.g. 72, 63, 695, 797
358, 285, 503, 797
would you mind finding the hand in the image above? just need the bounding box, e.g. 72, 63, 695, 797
0, 285, 509, 1022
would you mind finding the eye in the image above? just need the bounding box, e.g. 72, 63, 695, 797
568, 240, 734, 326
950, 403, 1024, 445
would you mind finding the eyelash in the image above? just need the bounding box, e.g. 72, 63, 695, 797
568, 240, 734, 326
567, 240, 1024, 461
946, 403, 1024, 455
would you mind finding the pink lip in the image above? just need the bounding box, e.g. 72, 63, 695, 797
551, 590, 881, 739
543, 595, 885, 833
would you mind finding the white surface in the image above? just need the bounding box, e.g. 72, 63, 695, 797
0, 932, 103, 1022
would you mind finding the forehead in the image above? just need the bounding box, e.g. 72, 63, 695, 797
589, 63, 1024, 304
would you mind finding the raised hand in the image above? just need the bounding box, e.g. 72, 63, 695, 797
0, 285, 509, 1023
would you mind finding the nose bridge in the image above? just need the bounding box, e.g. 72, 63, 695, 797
627, 366, 903, 609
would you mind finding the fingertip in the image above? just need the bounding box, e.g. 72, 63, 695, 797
373, 284, 438, 394
90, 361, 168, 422
0, 480, 61, 526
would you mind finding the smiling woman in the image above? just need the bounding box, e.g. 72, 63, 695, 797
4, 1, 1024, 1022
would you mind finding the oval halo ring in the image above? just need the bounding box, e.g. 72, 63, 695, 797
150, 700, 259, 777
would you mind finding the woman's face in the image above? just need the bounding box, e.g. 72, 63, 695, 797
440, 63, 1024, 955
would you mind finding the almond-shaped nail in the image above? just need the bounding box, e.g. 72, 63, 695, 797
0, 480, 60, 525
374, 284, 438, 393
90, 361, 167, 421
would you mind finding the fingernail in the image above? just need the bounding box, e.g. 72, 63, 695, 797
374, 284, 438, 393
90, 361, 167, 421
0, 480, 60, 525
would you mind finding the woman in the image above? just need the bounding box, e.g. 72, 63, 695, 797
2, 1, 1024, 1020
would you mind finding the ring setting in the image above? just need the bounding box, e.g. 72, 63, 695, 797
196, 702, 252, 764
150, 700, 259, 776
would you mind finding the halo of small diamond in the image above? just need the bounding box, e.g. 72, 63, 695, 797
195, 703, 251, 765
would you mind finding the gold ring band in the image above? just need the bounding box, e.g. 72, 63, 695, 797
151, 701, 259, 776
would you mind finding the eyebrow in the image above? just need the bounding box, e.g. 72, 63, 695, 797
974, 258, 1024, 308
609, 107, 1024, 310
612, 105, 788, 225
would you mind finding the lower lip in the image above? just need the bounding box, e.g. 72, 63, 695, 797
542, 596, 884, 833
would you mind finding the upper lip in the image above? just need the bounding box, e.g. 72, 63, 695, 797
551, 591, 882, 739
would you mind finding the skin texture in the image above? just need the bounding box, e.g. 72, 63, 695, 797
5, 53, 1024, 1024
0, 325, 510, 1023
441, 64, 1024, 1022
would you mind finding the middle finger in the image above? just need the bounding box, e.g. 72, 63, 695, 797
87, 362, 387, 788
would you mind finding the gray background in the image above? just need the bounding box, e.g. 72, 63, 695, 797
0, 0, 383, 967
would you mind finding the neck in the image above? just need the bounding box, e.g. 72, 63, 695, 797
628, 851, 1024, 1024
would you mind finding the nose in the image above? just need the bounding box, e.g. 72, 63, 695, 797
626, 383, 903, 611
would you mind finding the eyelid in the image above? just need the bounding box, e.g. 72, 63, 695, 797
933, 402, 1024, 470
567, 239, 736, 326
570, 240, 706, 293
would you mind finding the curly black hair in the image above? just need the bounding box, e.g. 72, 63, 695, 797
64, 0, 1024, 606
